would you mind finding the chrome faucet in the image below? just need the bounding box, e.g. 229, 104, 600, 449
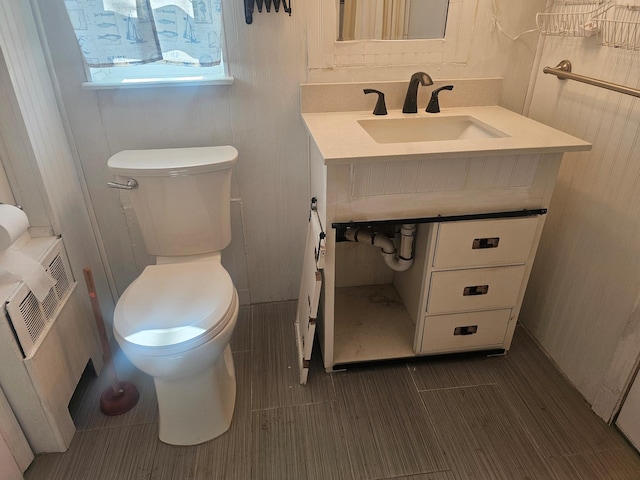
402, 72, 433, 113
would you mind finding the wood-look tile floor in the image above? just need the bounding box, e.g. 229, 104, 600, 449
25, 301, 640, 480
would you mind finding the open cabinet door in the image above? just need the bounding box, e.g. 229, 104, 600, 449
295, 199, 325, 385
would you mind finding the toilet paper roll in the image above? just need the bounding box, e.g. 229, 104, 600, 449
0, 204, 29, 251
0, 246, 57, 302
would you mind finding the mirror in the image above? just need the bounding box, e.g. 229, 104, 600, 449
305, 0, 476, 73
338, 0, 450, 41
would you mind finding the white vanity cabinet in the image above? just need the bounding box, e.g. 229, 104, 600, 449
299, 104, 591, 375
303, 154, 552, 373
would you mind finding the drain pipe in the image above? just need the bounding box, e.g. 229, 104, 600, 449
344, 224, 416, 272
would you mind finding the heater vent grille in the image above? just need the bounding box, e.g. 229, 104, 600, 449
5, 239, 75, 358
19, 292, 45, 344
50, 255, 70, 299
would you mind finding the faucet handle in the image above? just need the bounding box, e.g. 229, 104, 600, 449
363, 89, 388, 115
426, 85, 454, 113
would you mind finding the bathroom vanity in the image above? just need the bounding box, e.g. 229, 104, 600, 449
295, 83, 591, 379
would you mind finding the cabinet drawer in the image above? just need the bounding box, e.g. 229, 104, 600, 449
427, 265, 526, 314
420, 309, 511, 354
433, 217, 540, 268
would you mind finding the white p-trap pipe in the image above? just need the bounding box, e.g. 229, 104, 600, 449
344, 224, 415, 272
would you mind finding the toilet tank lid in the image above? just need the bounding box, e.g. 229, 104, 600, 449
108, 146, 238, 177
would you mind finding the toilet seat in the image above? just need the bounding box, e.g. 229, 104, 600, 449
114, 260, 236, 355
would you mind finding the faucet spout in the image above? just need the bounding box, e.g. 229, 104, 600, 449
402, 72, 433, 114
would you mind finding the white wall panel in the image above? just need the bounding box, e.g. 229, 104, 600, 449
0, 52, 50, 227
522, 36, 640, 407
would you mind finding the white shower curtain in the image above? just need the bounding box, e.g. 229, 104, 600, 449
342, 0, 408, 40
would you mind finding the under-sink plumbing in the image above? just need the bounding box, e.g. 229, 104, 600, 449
343, 224, 416, 272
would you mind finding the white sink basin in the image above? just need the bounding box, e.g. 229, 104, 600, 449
357, 115, 509, 144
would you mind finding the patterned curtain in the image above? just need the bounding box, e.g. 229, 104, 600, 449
63, 0, 222, 67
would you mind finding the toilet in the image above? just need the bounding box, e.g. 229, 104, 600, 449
107, 146, 239, 446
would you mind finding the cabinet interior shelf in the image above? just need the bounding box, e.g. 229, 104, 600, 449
333, 284, 416, 366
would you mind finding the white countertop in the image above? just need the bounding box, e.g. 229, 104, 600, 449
302, 106, 592, 164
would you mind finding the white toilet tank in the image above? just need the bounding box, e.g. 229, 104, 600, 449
108, 146, 238, 256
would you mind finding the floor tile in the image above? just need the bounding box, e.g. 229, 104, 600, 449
390, 472, 460, 480
548, 448, 640, 479
333, 363, 449, 479
499, 327, 630, 458
251, 301, 334, 411
149, 442, 198, 480
408, 353, 504, 391
46, 428, 112, 480
94, 423, 158, 480
23, 452, 65, 480
26, 423, 158, 480
231, 305, 252, 352
251, 402, 352, 480
420, 384, 557, 480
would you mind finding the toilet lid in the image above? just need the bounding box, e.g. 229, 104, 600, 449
114, 260, 234, 348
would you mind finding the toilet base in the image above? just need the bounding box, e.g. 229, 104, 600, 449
154, 345, 236, 446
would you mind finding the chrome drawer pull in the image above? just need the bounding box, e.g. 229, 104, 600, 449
463, 285, 489, 296
472, 237, 500, 249
107, 179, 138, 190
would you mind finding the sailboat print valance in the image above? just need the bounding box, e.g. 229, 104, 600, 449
63, 0, 222, 67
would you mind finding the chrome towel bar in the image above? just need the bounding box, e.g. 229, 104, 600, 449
543, 60, 640, 99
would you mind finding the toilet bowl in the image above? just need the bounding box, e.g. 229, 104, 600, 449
107, 145, 239, 446
113, 255, 239, 445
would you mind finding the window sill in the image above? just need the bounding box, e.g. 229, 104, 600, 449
82, 75, 235, 90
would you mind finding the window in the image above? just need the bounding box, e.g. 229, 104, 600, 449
63, 0, 233, 87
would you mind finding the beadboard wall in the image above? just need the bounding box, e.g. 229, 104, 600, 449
0, 0, 113, 323
29, 0, 545, 306
522, 35, 640, 416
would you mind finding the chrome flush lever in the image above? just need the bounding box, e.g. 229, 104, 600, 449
107, 179, 138, 190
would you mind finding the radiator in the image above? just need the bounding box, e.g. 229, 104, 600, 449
5, 239, 73, 358
0, 235, 103, 453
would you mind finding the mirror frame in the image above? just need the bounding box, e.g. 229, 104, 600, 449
307, 0, 478, 72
